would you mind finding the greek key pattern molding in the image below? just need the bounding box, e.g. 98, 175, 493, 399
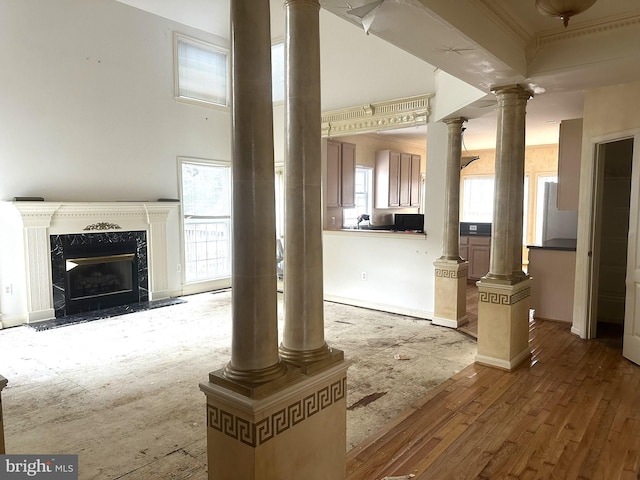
479, 287, 530, 306
207, 376, 346, 447
435, 267, 468, 279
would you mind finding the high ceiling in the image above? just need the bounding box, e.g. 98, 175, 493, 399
116, 0, 640, 150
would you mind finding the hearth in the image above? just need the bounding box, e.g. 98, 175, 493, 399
51, 231, 149, 317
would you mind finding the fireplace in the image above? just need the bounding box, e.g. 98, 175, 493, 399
51, 231, 149, 317
5, 201, 177, 325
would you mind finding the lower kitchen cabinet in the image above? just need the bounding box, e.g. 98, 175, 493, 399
460, 235, 491, 280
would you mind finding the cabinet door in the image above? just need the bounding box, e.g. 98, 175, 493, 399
410, 154, 421, 206
341, 142, 356, 208
399, 153, 412, 206
468, 238, 491, 280
388, 151, 401, 207
326, 140, 341, 208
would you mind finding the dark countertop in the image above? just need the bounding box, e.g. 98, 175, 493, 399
527, 238, 577, 251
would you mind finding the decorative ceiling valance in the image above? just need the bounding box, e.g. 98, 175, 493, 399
321, 94, 433, 138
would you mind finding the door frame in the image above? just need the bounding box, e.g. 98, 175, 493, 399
573, 129, 640, 339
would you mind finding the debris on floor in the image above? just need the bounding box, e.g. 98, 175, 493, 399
347, 391, 388, 410
381, 474, 416, 480
393, 353, 411, 360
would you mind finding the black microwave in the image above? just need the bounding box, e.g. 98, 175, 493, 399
394, 214, 424, 232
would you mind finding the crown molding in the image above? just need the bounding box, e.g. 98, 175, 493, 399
321, 94, 433, 138
535, 12, 640, 49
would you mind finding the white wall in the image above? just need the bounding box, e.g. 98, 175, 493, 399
0, 0, 232, 203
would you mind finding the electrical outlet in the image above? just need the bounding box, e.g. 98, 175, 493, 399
3, 284, 12, 295
177, 264, 182, 272
361, 272, 367, 281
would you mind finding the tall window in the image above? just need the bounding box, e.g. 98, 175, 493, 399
175, 33, 228, 107
180, 160, 232, 283
343, 167, 373, 227
461, 176, 495, 222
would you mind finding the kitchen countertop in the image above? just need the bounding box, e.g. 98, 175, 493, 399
324, 228, 427, 240
527, 238, 577, 251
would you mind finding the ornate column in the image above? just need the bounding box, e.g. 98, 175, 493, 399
200, 2, 349, 478
219, 0, 286, 387
433, 117, 468, 328
279, 0, 341, 371
476, 85, 533, 371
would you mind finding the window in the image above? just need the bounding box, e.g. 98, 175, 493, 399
175, 33, 228, 107
271, 42, 285, 104
461, 176, 495, 222
180, 160, 232, 283
343, 167, 373, 227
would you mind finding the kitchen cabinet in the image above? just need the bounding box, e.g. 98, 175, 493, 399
375, 150, 421, 208
326, 140, 356, 208
460, 235, 491, 280
528, 240, 576, 322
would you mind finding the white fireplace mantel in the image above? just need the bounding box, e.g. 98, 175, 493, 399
10, 201, 179, 323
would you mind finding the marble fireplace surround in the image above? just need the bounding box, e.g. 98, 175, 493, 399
12, 201, 178, 323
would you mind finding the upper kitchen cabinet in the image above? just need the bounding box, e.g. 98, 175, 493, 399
326, 139, 356, 208
557, 118, 583, 211
375, 150, 421, 208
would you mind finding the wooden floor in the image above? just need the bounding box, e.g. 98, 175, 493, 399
346, 317, 640, 479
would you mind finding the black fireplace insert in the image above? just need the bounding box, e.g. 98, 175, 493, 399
51, 231, 148, 317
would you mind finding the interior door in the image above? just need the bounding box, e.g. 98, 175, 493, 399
623, 136, 640, 365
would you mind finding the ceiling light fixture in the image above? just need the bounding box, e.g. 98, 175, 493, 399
535, 0, 597, 28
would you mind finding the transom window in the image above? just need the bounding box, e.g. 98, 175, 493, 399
175, 33, 228, 107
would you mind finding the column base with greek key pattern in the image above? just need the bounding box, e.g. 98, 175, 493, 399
200, 360, 350, 480
433, 260, 469, 328
476, 277, 532, 371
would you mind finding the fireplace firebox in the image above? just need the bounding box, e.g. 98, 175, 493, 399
51, 231, 149, 317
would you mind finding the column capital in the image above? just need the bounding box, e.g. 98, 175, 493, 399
285, 0, 320, 8
491, 84, 534, 100
443, 116, 467, 127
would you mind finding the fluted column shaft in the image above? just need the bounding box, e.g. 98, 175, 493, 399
280, 0, 331, 366
224, 0, 285, 384
440, 117, 466, 261
486, 85, 532, 281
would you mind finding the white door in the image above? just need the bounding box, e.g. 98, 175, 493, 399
623, 136, 640, 365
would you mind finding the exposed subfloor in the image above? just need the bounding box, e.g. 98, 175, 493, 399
0, 290, 477, 479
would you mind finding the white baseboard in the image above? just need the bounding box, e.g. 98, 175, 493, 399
323, 294, 431, 320
432, 315, 468, 329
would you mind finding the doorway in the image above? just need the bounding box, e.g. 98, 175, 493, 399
590, 139, 634, 342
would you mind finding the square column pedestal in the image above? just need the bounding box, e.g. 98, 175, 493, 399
476, 277, 532, 371
433, 260, 469, 328
200, 360, 350, 480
